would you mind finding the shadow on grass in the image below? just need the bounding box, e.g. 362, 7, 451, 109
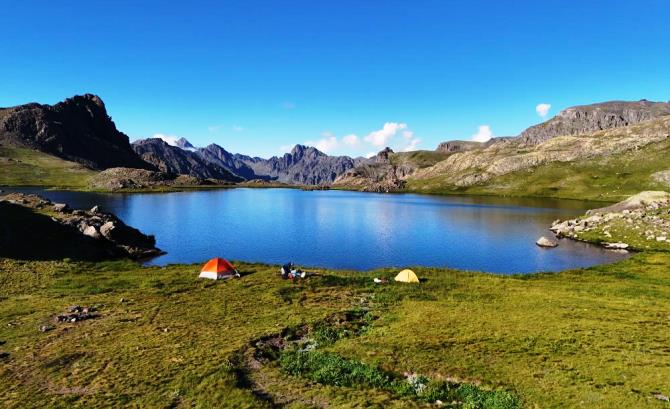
0, 202, 116, 261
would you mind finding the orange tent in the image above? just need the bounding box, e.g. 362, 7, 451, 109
199, 258, 238, 280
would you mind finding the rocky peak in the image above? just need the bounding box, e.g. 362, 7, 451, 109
375, 147, 394, 163
290, 144, 325, 161
0, 94, 152, 170
176, 137, 196, 150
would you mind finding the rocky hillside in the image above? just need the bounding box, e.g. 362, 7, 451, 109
550, 191, 670, 252
518, 100, 670, 145
131, 138, 242, 182
337, 99, 670, 196
0, 193, 162, 260
0, 94, 151, 170
87, 167, 224, 191
197, 144, 259, 180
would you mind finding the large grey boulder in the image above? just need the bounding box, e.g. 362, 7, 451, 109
536, 236, 558, 248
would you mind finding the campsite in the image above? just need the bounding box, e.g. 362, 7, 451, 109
3, 253, 670, 407
3, 1, 670, 407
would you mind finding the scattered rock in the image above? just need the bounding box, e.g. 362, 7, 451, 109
39, 325, 54, 332
52, 203, 70, 213
0, 192, 163, 259
536, 236, 559, 248
604, 242, 629, 250
100, 221, 115, 239
82, 225, 101, 239
54, 305, 98, 324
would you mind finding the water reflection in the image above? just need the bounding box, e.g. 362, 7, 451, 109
2, 187, 627, 273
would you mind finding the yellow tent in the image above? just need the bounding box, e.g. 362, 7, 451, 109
394, 269, 419, 283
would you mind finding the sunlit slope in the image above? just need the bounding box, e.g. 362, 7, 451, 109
0, 146, 95, 188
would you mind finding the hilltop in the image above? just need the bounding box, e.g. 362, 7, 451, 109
335, 100, 670, 201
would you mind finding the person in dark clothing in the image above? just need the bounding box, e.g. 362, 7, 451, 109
280, 262, 294, 279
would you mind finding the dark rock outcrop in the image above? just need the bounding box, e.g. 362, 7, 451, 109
0, 94, 152, 170
0, 193, 163, 260
132, 138, 242, 182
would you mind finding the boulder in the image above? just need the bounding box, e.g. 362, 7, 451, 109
82, 225, 101, 239
604, 242, 629, 250
90, 205, 101, 213
536, 236, 559, 248
100, 221, 115, 239
52, 203, 70, 213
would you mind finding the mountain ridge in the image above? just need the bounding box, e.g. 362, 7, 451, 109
0, 94, 152, 170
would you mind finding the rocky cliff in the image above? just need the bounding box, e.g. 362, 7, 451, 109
343, 99, 670, 192
131, 138, 242, 182
0, 94, 152, 170
518, 100, 670, 145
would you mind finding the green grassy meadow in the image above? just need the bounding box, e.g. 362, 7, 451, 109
1, 252, 669, 408
407, 139, 670, 202
0, 147, 96, 189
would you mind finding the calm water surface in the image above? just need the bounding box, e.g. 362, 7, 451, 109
4, 188, 627, 273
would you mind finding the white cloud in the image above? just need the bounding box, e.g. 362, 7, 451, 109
402, 130, 414, 140
364, 122, 407, 147
305, 136, 339, 153
342, 134, 359, 147
402, 138, 421, 152
536, 103, 551, 118
471, 125, 494, 143
232, 125, 244, 132
153, 133, 180, 146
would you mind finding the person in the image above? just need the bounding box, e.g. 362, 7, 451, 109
280, 262, 293, 279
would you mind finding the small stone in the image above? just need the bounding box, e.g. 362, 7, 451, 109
120, 298, 126, 303
536, 236, 559, 248
657, 236, 667, 242
39, 325, 53, 332
604, 242, 629, 250
90, 205, 101, 213
654, 393, 670, 402
52, 203, 70, 213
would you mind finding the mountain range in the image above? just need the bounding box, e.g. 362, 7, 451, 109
2, 94, 669, 199
334, 100, 670, 199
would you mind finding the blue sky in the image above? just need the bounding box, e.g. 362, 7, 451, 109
1, 1, 669, 158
